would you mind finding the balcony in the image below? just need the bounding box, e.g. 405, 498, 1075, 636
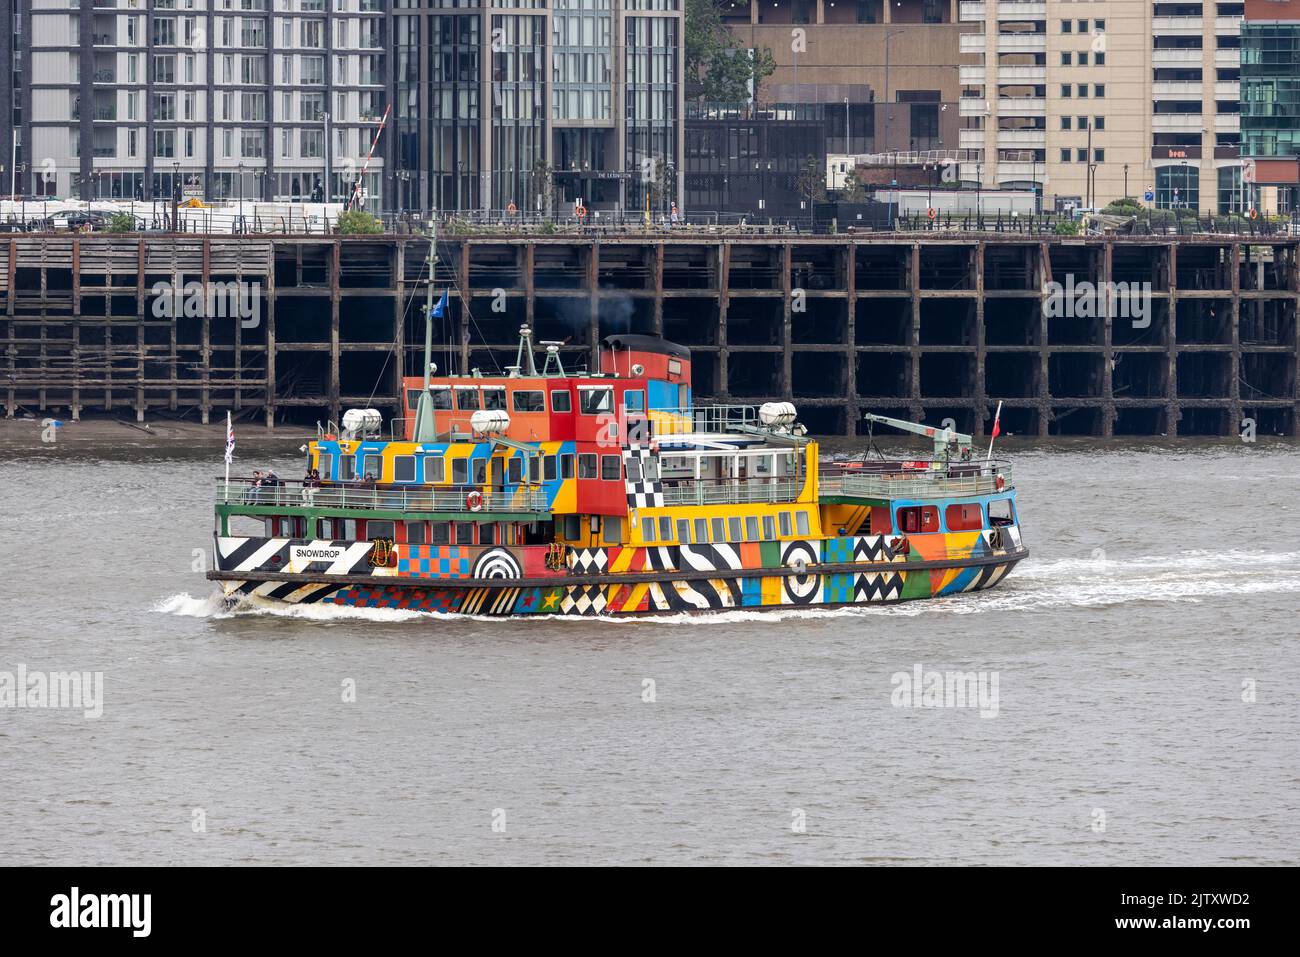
1215, 113, 1240, 133
997, 1, 1045, 17
1152, 16, 1203, 35
996, 128, 1045, 147
1152, 113, 1204, 133
1215, 15, 1243, 32
960, 34, 988, 54
997, 65, 1046, 82
960, 65, 987, 85
959, 1, 986, 21
998, 33, 1046, 54
1152, 49, 1204, 66
997, 161, 1042, 180
959, 128, 987, 149
1153, 81, 1203, 99
1215, 81, 1240, 98
997, 97, 1045, 117
1215, 48, 1240, 66
661, 479, 802, 507
960, 98, 990, 117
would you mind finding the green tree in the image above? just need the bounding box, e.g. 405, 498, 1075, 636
106, 213, 137, 233
797, 156, 826, 207
840, 167, 867, 203
686, 0, 775, 102
336, 209, 384, 234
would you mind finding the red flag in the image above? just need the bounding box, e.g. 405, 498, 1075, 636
991, 417, 1001, 439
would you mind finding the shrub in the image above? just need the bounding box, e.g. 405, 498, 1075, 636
335, 210, 384, 234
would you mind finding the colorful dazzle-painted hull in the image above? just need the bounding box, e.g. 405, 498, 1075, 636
211, 529, 1028, 616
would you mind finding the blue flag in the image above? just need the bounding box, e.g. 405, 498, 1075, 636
431, 288, 449, 319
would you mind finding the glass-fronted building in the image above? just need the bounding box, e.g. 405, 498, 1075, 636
1241, 0, 1300, 210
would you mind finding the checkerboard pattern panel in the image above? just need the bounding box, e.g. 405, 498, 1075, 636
397, 544, 473, 580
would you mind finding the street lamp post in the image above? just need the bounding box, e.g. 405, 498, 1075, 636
316, 111, 331, 204
237, 161, 245, 233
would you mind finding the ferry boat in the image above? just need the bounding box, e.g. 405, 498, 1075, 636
207, 327, 1027, 617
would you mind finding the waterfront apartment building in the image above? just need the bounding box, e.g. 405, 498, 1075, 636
1, 0, 683, 214
722, 1, 1257, 214
958, 0, 1249, 214
1241, 0, 1300, 212
6, 0, 389, 205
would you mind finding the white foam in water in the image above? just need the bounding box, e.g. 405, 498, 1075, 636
152, 548, 1300, 625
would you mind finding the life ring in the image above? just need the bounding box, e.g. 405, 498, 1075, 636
466, 489, 484, 512
506, 201, 518, 214
927, 207, 937, 221
995, 475, 1006, 491
575, 204, 587, 221
1248, 208, 1258, 220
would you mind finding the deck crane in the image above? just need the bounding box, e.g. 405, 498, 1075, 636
863, 412, 974, 462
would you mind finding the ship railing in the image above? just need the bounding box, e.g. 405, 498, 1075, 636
650, 404, 761, 436
216, 478, 549, 513
659, 477, 803, 506
818, 460, 1014, 499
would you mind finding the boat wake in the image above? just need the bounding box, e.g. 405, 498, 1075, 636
152, 550, 1300, 626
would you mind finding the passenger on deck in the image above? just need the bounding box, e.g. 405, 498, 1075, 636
301, 468, 320, 505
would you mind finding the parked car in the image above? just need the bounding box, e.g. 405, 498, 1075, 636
0, 221, 31, 233
31, 210, 114, 232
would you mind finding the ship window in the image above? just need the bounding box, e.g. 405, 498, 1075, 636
560, 453, 575, 479
360, 453, 381, 480
796, 511, 810, 536
314, 518, 331, 539
543, 454, 557, 482
472, 459, 487, 484
624, 390, 644, 412
366, 520, 395, 541
406, 389, 421, 412
512, 390, 545, 413
762, 515, 775, 540
579, 386, 614, 414
659, 516, 673, 540
451, 458, 468, 484
507, 457, 523, 483
479, 524, 496, 545
578, 453, 598, 479
429, 522, 450, 545
423, 455, 445, 483
339, 455, 355, 481
694, 518, 708, 542
563, 515, 582, 540
482, 387, 506, 410
454, 523, 474, 545
625, 457, 641, 482
601, 455, 621, 481
989, 499, 1015, 526
316, 452, 333, 479
405, 521, 426, 544
745, 516, 760, 541
455, 388, 480, 411
946, 503, 984, 531
754, 455, 772, 476
551, 390, 571, 413
430, 386, 453, 410
642, 517, 656, 542
393, 455, 416, 483
529, 456, 540, 483
728, 517, 742, 541
779, 512, 792, 537
711, 517, 725, 541
667, 358, 682, 378
677, 519, 691, 543
602, 517, 622, 544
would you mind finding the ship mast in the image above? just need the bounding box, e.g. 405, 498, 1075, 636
412, 222, 439, 443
